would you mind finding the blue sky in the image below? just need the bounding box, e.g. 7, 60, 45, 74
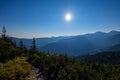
0, 0, 120, 38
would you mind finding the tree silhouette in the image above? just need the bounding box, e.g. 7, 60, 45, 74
19, 39, 23, 50
29, 38, 37, 53
18, 39, 28, 53
1, 26, 7, 39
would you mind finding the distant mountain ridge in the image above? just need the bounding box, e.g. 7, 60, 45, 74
40, 30, 120, 56
12, 36, 71, 49
12, 30, 120, 56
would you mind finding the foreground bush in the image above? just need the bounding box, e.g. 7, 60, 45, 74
0, 57, 31, 80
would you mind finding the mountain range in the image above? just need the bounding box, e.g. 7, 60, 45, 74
12, 30, 120, 56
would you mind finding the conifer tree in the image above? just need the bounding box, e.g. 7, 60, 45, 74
29, 38, 37, 53
1, 26, 6, 39
19, 39, 28, 53
19, 39, 23, 50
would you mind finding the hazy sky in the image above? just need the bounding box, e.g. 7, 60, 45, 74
0, 0, 120, 38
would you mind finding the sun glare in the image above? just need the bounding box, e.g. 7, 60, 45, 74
65, 13, 72, 21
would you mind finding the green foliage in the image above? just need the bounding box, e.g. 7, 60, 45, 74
0, 39, 22, 62
0, 57, 31, 80
27, 52, 120, 80
18, 39, 28, 55
0, 37, 31, 80
77, 51, 120, 64
0, 27, 119, 80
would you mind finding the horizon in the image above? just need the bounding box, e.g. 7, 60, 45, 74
5, 30, 120, 39
0, 0, 120, 38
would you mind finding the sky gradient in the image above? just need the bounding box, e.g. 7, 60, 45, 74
0, 0, 120, 38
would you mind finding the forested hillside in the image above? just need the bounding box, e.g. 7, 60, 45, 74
0, 27, 120, 80
0, 27, 41, 80
76, 51, 120, 64
27, 52, 120, 80
0, 38, 31, 79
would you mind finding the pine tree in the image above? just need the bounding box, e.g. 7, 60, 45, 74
19, 39, 23, 50
29, 38, 37, 53
1, 26, 7, 39
19, 39, 28, 54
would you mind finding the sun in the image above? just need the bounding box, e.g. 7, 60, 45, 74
65, 13, 72, 21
